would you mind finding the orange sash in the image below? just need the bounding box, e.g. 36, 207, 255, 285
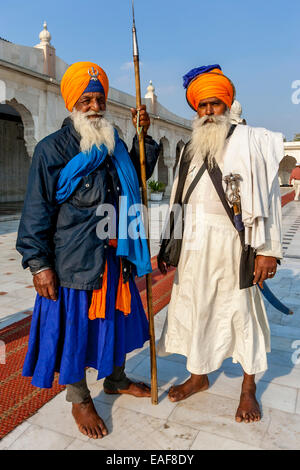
88, 240, 131, 320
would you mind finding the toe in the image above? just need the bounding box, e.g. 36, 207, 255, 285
235, 407, 244, 422
96, 427, 104, 439
79, 425, 88, 436
99, 420, 108, 436
168, 391, 177, 402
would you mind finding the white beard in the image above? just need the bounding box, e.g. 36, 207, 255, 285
189, 111, 231, 169
71, 110, 115, 154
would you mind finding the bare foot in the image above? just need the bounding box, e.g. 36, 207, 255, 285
72, 398, 108, 439
235, 380, 261, 423
104, 381, 151, 397
168, 374, 209, 402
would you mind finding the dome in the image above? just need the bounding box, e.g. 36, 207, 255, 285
147, 80, 155, 94
231, 100, 242, 117
39, 21, 51, 45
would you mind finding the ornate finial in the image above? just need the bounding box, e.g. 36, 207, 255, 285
147, 80, 155, 93
230, 100, 244, 124
39, 21, 51, 45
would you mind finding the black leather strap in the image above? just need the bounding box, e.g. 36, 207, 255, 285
182, 163, 206, 205
204, 158, 236, 229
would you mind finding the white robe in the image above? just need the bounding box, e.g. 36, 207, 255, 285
157, 126, 283, 375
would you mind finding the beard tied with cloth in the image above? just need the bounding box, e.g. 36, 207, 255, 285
157, 64, 283, 377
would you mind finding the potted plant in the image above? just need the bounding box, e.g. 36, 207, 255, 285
148, 180, 166, 202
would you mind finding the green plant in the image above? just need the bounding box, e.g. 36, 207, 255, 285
148, 180, 166, 192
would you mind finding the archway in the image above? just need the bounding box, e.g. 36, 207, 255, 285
0, 104, 31, 208
175, 139, 185, 175
157, 137, 169, 187
6, 98, 36, 157
279, 155, 297, 186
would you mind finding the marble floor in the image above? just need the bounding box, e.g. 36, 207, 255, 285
0, 199, 300, 450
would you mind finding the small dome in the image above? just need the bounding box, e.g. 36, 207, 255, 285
39, 21, 51, 45
147, 80, 155, 93
231, 100, 242, 117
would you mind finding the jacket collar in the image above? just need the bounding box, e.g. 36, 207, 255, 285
61, 116, 81, 142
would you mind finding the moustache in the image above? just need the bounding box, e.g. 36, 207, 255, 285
84, 111, 105, 119
196, 114, 228, 127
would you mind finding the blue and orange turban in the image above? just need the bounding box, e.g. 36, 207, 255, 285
183, 64, 235, 111
61, 61, 109, 112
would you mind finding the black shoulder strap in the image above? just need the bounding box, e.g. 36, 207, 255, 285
182, 163, 206, 205
173, 142, 192, 205
203, 124, 237, 228
204, 159, 235, 229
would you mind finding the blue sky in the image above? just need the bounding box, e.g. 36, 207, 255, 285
1, 0, 299, 139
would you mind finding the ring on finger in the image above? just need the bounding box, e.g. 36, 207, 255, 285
268, 271, 275, 275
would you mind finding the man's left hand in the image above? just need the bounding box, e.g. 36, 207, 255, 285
131, 105, 150, 135
253, 255, 277, 288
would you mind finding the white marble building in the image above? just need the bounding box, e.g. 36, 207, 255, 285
280, 141, 300, 185
1, 22, 298, 204
0, 23, 192, 203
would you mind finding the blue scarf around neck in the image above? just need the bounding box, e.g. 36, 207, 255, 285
55, 129, 152, 277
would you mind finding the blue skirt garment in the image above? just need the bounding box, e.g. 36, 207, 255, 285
22, 246, 149, 388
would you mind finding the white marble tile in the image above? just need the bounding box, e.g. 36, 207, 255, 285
65, 438, 107, 450
28, 390, 113, 441
124, 353, 148, 374
270, 323, 300, 340
85, 367, 100, 386
132, 356, 190, 389
4, 298, 34, 311
256, 362, 300, 389
268, 348, 300, 370
94, 388, 177, 421
0, 312, 29, 329
271, 335, 298, 353
207, 370, 297, 414
168, 391, 270, 448
0, 422, 31, 449
260, 408, 300, 450
91, 408, 198, 450
190, 430, 261, 450
296, 390, 300, 415
258, 381, 298, 415
8, 424, 74, 450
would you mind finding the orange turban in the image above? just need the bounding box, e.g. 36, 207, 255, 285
61, 61, 109, 112
186, 68, 235, 111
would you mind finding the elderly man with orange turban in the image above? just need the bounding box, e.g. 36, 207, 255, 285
17, 61, 160, 439
157, 65, 283, 424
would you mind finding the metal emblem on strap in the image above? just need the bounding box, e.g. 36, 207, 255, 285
88, 67, 99, 81
224, 173, 242, 215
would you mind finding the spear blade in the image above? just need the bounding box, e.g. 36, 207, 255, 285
132, 0, 139, 57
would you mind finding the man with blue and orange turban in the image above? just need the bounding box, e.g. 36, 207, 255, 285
17, 61, 160, 439
158, 65, 284, 424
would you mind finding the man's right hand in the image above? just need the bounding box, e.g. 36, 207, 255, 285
33, 269, 58, 301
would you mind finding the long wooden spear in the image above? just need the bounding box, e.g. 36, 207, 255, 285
131, 0, 158, 405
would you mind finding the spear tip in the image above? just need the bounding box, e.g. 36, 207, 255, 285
132, 0, 136, 26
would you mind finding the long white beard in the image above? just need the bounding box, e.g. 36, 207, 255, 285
71, 110, 115, 154
189, 112, 231, 169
